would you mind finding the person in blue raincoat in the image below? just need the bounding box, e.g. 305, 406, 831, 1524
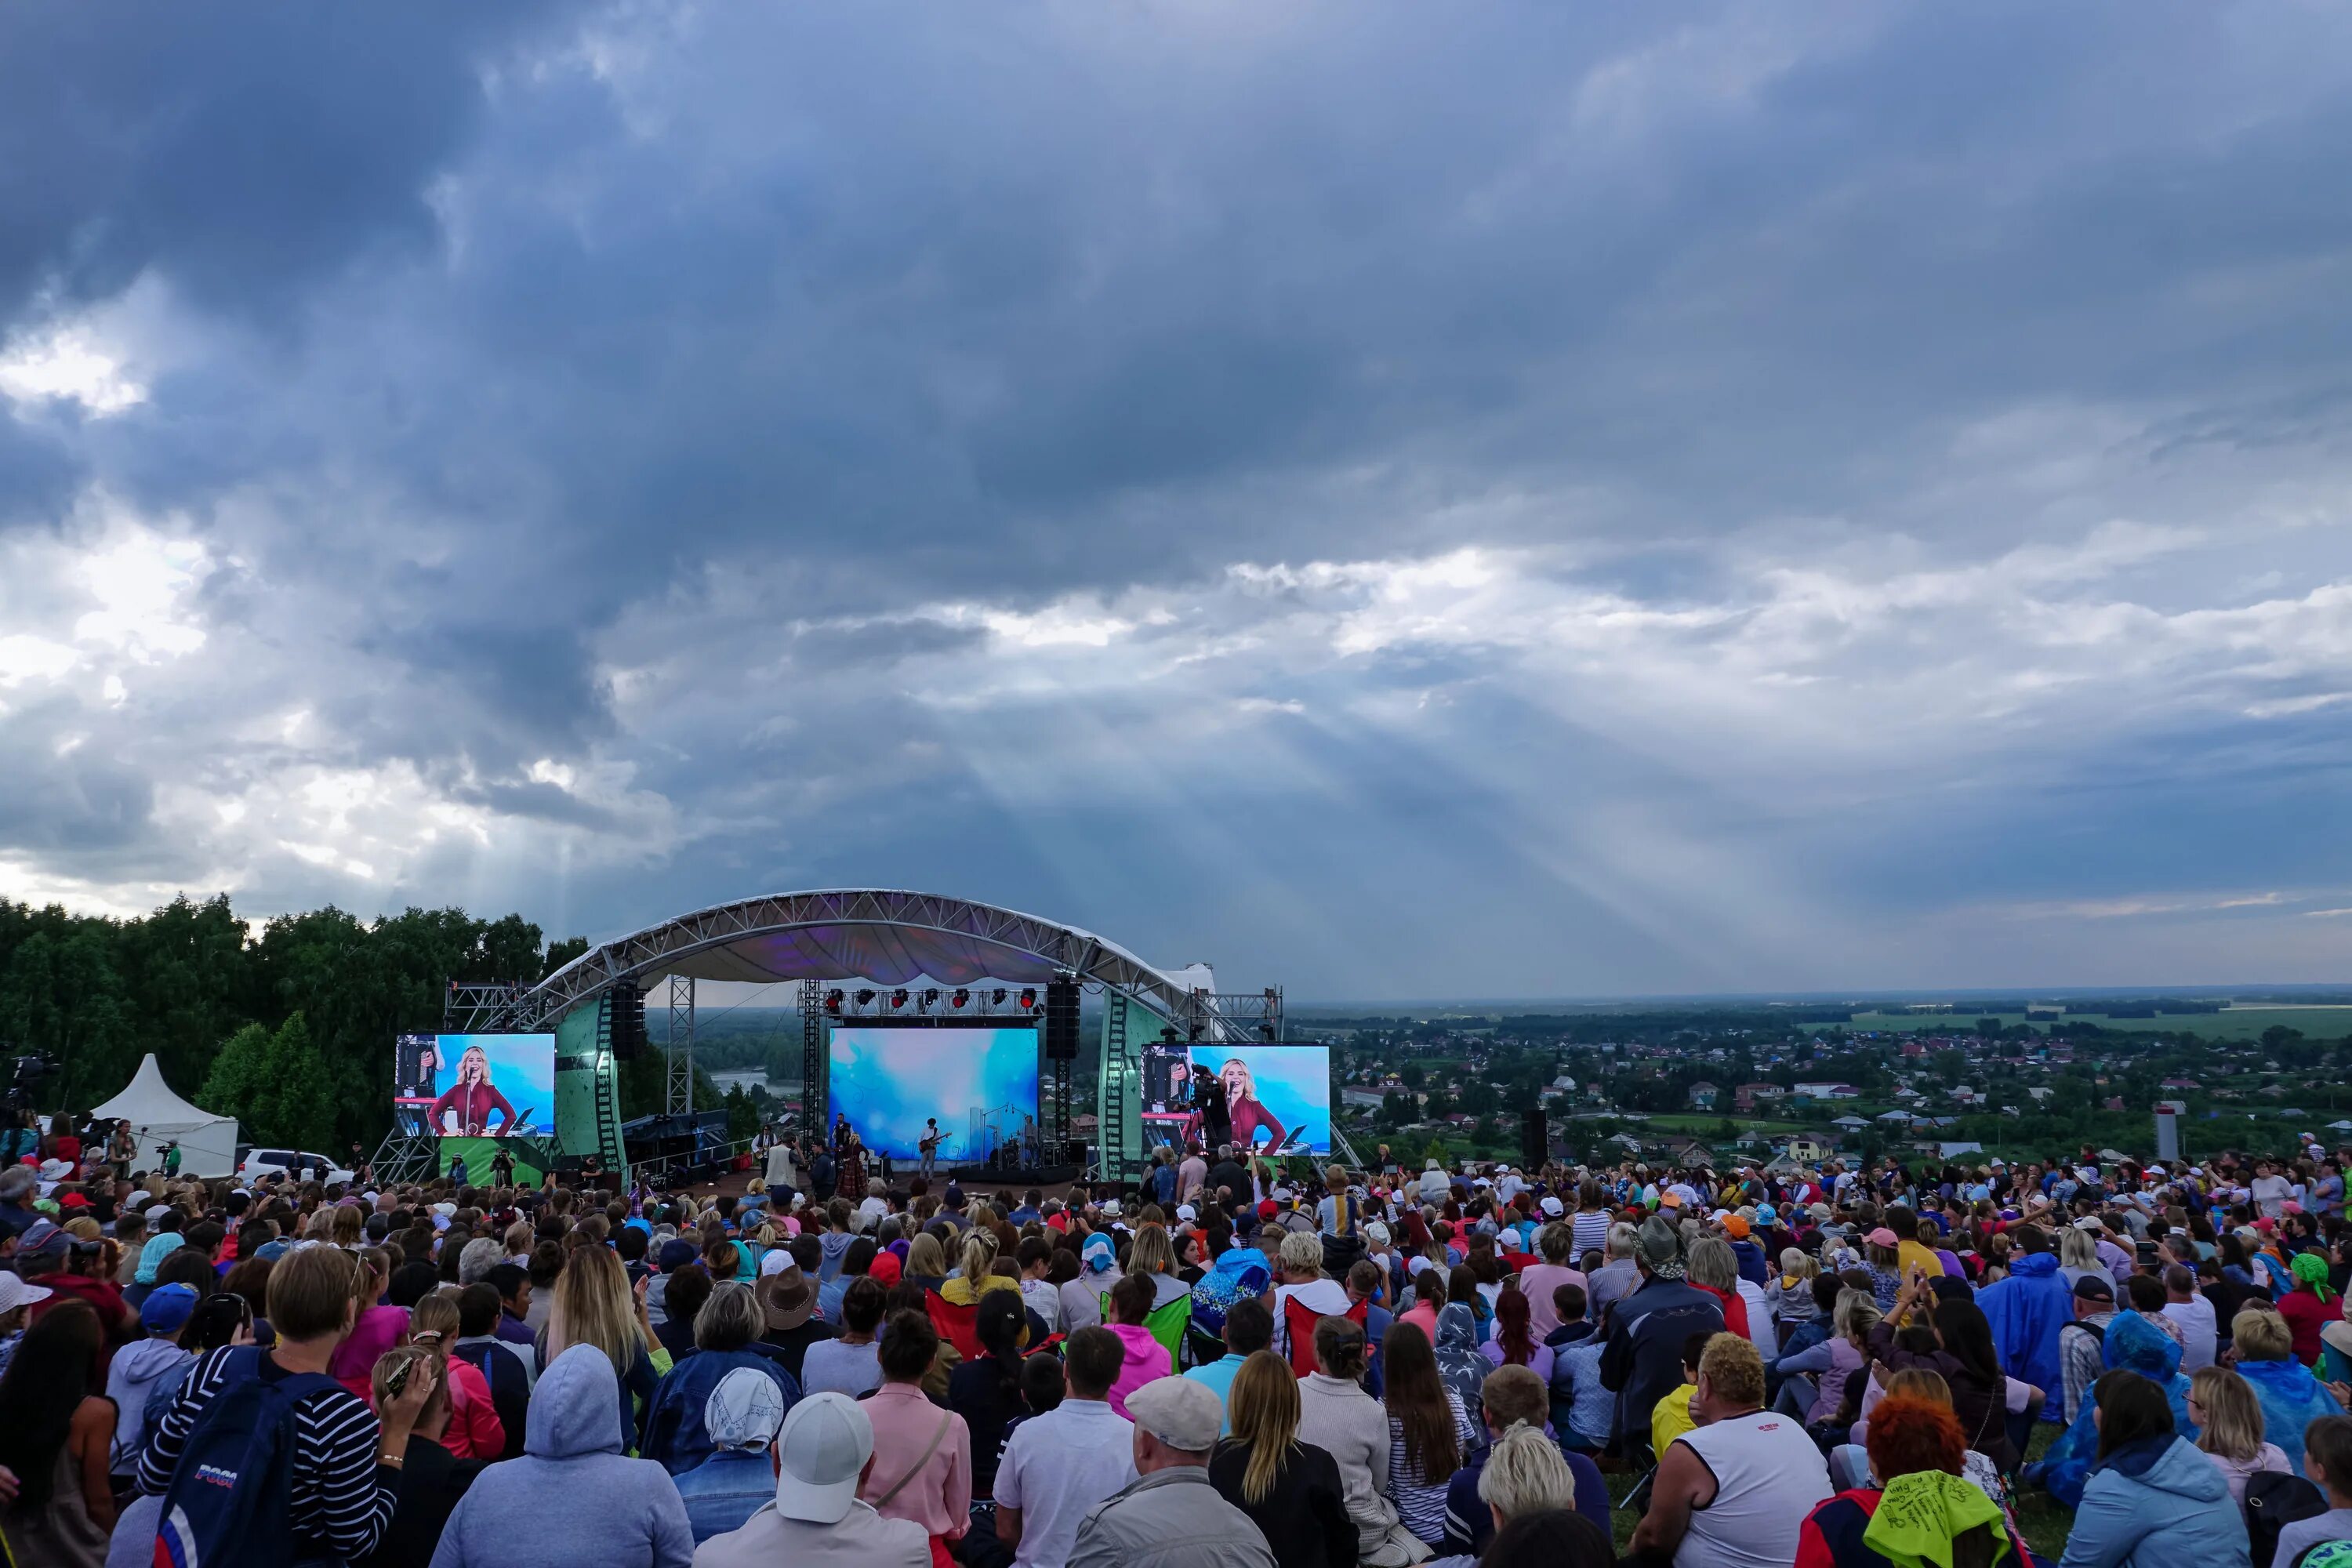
1979, 1228, 2072, 1421
2033, 1309, 2199, 1509
2228, 1304, 2347, 1482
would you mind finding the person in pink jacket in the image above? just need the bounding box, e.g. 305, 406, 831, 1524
1104, 1275, 1174, 1420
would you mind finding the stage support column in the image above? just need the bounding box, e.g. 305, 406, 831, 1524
666, 975, 695, 1116
800, 978, 825, 1138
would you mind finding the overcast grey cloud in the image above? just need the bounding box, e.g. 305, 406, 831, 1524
5, 1, 2352, 996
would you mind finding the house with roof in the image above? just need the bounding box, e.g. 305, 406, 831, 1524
1688, 1081, 1719, 1110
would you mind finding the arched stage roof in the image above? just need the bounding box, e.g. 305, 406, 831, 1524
520, 889, 1208, 1029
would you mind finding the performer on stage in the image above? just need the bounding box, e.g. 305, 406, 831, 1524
919, 1118, 942, 1181
1218, 1056, 1288, 1151
835, 1123, 866, 1200
430, 1043, 517, 1136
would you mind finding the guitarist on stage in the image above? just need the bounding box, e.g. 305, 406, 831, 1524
918, 1118, 942, 1181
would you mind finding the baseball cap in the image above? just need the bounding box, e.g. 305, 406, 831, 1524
1175, 1204, 1197, 1223
658, 1239, 698, 1270
141, 1283, 201, 1334
774, 1392, 873, 1524
1125, 1375, 1223, 1452
2071, 1276, 2114, 1303
706, 1367, 790, 1451
16, 1219, 67, 1260
1866, 1228, 1898, 1247
759, 1246, 793, 1278
1539, 1196, 1565, 1218
2072, 1217, 2106, 1232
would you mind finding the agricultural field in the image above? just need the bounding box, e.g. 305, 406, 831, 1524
1812, 1006, 2352, 1041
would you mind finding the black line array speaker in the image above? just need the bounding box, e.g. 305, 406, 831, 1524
1520, 1106, 1548, 1169
608, 981, 647, 1060
1043, 977, 1081, 1059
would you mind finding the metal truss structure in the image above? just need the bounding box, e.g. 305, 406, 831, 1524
515, 889, 1225, 1035
666, 975, 695, 1116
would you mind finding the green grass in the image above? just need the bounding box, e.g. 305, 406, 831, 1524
1809, 1006, 2352, 1041
1636, 1112, 1812, 1138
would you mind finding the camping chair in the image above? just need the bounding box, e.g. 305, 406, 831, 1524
1283, 1294, 1369, 1377
1144, 1294, 1192, 1367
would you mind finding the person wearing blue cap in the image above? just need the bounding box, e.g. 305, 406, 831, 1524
106, 1283, 201, 1483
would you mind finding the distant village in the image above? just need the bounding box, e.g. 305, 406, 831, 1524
1319, 1004, 2347, 1168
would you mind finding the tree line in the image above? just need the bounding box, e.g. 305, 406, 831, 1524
0, 895, 588, 1155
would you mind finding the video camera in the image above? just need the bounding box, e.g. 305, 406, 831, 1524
5, 1053, 58, 1113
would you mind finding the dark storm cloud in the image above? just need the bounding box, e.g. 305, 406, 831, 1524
5, 2, 2352, 990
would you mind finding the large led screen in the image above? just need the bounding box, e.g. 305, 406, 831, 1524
394, 1033, 556, 1136
1142, 1044, 1330, 1156
828, 1026, 1040, 1162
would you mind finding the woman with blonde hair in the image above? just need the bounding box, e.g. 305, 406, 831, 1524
1209, 1349, 1356, 1568
430, 1042, 516, 1137
1127, 1221, 1191, 1310
904, 1230, 951, 1293
328, 1203, 365, 1250
940, 1228, 1015, 1307
543, 1243, 661, 1451
2189, 1363, 2288, 1501
408, 1290, 506, 1460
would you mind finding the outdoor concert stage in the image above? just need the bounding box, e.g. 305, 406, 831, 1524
371, 889, 1296, 1189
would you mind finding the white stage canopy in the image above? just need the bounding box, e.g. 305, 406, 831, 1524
90, 1054, 241, 1178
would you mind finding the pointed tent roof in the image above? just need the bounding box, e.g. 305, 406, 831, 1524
91, 1054, 227, 1131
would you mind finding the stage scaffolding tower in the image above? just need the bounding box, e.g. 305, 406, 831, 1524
800, 978, 823, 1134
666, 975, 695, 1116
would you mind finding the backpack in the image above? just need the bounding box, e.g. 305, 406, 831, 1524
2247, 1471, 2328, 1568
452, 1340, 530, 1461
153, 1346, 347, 1568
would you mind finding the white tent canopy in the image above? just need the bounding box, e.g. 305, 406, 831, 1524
89, 1055, 241, 1178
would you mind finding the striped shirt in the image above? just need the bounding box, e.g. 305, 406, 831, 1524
1386, 1389, 1476, 1545
136, 1345, 396, 1560
1570, 1210, 1611, 1261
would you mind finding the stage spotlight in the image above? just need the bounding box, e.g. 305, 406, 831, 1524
951, 989, 970, 1009
1018, 987, 1036, 1011
1187, 1021, 1205, 1042
1258, 1023, 1276, 1040
825, 989, 844, 1014
1159, 1027, 1181, 1044
920, 987, 941, 1009
891, 988, 909, 1009
855, 989, 876, 1007
990, 989, 1008, 1005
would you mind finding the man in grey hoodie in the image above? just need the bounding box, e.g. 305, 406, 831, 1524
427, 1344, 694, 1568
104, 1283, 199, 1483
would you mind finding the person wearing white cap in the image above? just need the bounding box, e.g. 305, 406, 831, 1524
1069, 1376, 1276, 1568
690, 1391, 928, 1568
675, 1367, 793, 1543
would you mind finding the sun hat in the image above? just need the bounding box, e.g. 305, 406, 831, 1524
1635, 1215, 1685, 1280
757, 1265, 816, 1331
773, 1392, 873, 1524
0, 1273, 53, 1315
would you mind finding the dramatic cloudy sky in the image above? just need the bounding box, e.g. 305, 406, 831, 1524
5, 2, 2352, 999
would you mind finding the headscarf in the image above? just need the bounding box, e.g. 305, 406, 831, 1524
1433, 1302, 1489, 1418
1862, 1468, 2012, 1568
134, 1231, 187, 1285
2292, 1250, 2336, 1302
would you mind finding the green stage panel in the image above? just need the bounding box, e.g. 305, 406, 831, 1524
436, 1136, 550, 1187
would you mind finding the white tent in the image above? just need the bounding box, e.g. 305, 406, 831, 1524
90, 1055, 241, 1178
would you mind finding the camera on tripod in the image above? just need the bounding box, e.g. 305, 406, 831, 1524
5, 1054, 58, 1112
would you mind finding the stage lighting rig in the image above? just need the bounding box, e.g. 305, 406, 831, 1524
1018, 987, 1036, 1011
855, 989, 876, 1007
890, 988, 909, 1009
951, 989, 970, 1009
825, 989, 844, 1013
990, 989, 1008, 1005
920, 987, 941, 1011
